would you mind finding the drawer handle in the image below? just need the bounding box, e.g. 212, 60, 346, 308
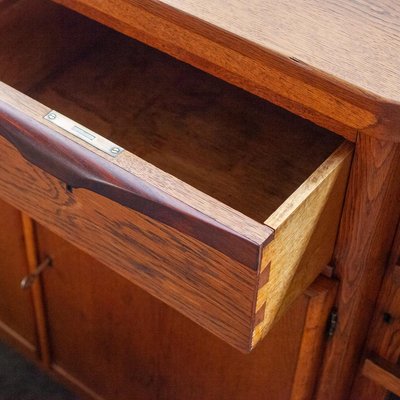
0, 99, 272, 269
21, 256, 52, 289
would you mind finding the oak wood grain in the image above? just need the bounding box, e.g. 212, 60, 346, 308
52, 0, 400, 141
154, 0, 400, 102
315, 136, 400, 400
253, 143, 353, 346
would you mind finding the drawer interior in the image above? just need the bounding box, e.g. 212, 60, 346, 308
0, 0, 343, 224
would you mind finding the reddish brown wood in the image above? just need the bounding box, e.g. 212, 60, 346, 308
0, 135, 259, 351
315, 135, 400, 400
37, 224, 337, 400
0, 2, 350, 351
52, 0, 400, 142
290, 277, 338, 400
0, 199, 37, 356
0, 99, 272, 269
361, 355, 400, 397
350, 222, 400, 399
20, 214, 52, 367
0, 0, 106, 92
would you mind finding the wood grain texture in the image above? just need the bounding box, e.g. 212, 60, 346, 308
0, 95, 271, 269
0, 0, 351, 350
52, 0, 400, 141
20, 214, 51, 367
290, 277, 338, 400
315, 136, 400, 400
350, 222, 400, 399
253, 142, 353, 346
0, 0, 106, 92
0, 102, 349, 351
0, 1, 345, 269
37, 225, 336, 400
0, 199, 37, 356
25, 29, 341, 225
0, 135, 258, 351
362, 355, 400, 397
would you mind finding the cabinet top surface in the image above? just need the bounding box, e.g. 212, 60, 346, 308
159, 0, 400, 103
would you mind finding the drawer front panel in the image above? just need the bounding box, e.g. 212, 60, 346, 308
0, 91, 272, 270
0, 136, 257, 351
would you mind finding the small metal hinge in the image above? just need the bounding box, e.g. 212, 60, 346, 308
327, 308, 338, 337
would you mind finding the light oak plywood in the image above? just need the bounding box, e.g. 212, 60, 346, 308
253, 143, 353, 346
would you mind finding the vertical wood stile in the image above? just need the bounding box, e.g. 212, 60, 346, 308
21, 213, 51, 366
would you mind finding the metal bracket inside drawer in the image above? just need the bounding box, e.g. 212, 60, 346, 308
44, 110, 124, 158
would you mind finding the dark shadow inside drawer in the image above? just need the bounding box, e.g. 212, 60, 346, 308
0, 0, 342, 224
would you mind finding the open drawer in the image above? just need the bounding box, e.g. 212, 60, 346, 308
0, 0, 353, 352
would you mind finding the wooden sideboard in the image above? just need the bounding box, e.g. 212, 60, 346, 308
0, 1, 399, 399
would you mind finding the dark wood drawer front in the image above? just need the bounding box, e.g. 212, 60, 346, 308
0, 135, 257, 351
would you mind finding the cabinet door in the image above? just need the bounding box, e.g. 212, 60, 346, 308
0, 199, 37, 356
37, 225, 337, 400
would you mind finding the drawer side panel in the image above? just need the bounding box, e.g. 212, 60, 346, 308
253, 142, 353, 347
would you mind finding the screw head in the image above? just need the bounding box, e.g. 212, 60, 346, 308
47, 112, 57, 120
111, 147, 121, 154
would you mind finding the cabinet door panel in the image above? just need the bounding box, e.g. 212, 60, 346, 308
0, 199, 36, 355
37, 225, 337, 400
